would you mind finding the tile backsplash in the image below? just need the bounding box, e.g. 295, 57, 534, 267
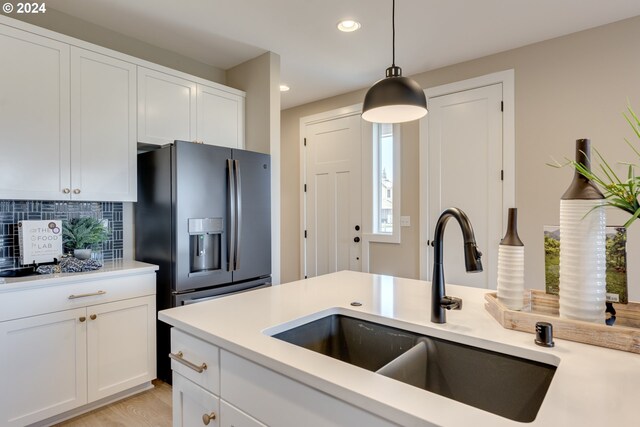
0, 200, 123, 270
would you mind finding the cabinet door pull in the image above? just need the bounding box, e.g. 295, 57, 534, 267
168, 351, 207, 373
79, 316, 86, 322
62, 188, 71, 194
68, 290, 106, 299
73, 188, 81, 194
202, 411, 216, 425
90, 314, 97, 320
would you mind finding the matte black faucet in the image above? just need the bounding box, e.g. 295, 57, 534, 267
431, 208, 483, 324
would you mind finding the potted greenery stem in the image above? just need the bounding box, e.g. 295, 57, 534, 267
62, 217, 110, 260
554, 105, 640, 228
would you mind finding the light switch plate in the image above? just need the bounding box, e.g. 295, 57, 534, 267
400, 216, 411, 227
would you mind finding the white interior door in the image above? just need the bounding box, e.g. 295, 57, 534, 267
428, 83, 503, 288
304, 113, 362, 278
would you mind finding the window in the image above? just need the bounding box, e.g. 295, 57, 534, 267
372, 123, 400, 239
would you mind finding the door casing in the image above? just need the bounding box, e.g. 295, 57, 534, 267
300, 104, 363, 279
419, 70, 515, 286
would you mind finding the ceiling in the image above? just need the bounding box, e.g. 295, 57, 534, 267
45, 0, 640, 109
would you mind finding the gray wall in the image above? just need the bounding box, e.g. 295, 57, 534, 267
281, 15, 640, 301
226, 52, 282, 283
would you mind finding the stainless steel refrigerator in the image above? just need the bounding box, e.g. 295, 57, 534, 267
135, 140, 271, 381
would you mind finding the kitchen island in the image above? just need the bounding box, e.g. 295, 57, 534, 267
158, 271, 639, 426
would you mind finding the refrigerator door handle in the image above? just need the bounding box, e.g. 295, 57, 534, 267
227, 159, 236, 271
234, 159, 242, 269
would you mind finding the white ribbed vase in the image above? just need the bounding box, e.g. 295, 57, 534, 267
497, 245, 525, 310
559, 199, 606, 322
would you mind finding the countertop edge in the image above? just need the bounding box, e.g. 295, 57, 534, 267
0, 260, 158, 291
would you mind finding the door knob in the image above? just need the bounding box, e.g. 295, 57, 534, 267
355, 225, 360, 231
73, 189, 81, 194
354, 237, 360, 243
62, 188, 71, 194
90, 314, 97, 320
79, 316, 86, 322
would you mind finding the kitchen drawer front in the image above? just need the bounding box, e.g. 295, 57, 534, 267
173, 373, 220, 427
220, 350, 398, 427
171, 328, 220, 394
220, 400, 266, 427
0, 272, 156, 322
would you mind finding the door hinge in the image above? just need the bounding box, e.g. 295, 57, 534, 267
501, 170, 504, 181
304, 138, 307, 146
304, 230, 307, 238
304, 184, 307, 192
500, 101, 504, 112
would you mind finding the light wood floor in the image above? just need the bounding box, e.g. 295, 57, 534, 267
54, 380, 172, 427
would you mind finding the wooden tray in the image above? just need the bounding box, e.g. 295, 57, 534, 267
484, 290, 640, 354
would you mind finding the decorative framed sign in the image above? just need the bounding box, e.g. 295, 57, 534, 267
18, 220, 63, 265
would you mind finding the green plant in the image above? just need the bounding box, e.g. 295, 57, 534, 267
550, 105, 640, 228
62, 217, 109, 250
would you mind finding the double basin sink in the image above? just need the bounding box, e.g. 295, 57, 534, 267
272, 314, 556, 423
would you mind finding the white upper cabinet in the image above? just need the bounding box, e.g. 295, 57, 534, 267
0, 17, 246, 201
71, 47, 137, 201
197, 83, 244, 149
0, 25, 71, 200
138, 67, 245, 149
137, 67, 197, 146
0, 25, 137, 201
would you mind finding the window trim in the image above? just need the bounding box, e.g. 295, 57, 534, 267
365, 123, 401, 244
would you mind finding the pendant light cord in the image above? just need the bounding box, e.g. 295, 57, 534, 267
392, 0, 396, 66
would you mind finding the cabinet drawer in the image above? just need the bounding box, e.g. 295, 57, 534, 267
0, 273, 156, 321
220, 400, 266, 427
171, 328, 220, 394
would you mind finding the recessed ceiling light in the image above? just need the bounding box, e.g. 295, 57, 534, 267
337, 19, 361, 32
279, 84, 290, 92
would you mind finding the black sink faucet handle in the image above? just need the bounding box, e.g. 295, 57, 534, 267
440, 296, 462, 310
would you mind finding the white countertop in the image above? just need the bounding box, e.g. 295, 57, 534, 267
158, 271, 639, 427
0, 260, 158, 292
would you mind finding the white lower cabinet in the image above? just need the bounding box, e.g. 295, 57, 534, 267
87, 296, 156, 401
220, 350, 396, 427
173, 373, 220, 427
0, 308, 87, 427
220, 400, 266, 427
0, 271, 157, 427
169, 332, 396, 427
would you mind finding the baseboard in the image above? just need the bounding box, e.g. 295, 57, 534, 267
28, 381, 155, 427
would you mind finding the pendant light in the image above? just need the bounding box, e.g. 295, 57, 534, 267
362, 0, 427, 124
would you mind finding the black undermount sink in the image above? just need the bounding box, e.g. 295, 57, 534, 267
272, 314, 557, 423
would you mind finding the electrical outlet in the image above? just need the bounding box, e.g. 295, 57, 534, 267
400, 216, 410, 227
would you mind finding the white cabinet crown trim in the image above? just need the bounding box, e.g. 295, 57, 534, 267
0, 14, 245, 98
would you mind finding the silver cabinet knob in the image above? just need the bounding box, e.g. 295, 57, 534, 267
73, 189, 81, 194
63, 188, 71, 194
202, 411, 216, 425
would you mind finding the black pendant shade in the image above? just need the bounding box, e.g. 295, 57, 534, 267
362, 66, 427, 123
361, 1, 427, 124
